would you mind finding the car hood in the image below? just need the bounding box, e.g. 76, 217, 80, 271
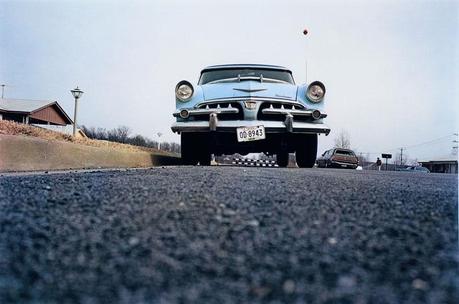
200, 81, 297, 101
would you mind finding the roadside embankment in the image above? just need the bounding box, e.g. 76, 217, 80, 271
0, 121, 180, 172
0, 135, 181, 172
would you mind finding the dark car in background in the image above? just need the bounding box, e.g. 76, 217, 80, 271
316, 148, 359, 169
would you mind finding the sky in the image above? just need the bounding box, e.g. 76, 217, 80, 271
1, 0, 458, 161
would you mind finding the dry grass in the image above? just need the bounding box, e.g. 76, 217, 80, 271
0, 121, 172, 155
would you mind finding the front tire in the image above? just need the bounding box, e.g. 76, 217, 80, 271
295, 134, 318, 168
198, 142, 212, 166
181, 133, 212, 166
181, 133, 198, 165
276, 152, 289, 168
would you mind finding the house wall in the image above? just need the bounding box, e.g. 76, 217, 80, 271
422, 162, 458, 174
30, 105, 67, 125
1, 112, 26, 123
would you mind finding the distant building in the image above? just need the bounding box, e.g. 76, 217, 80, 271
419, 158, 458, 174
0, 98, 72, 126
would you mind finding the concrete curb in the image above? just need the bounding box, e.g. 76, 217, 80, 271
0, 135, 181, 172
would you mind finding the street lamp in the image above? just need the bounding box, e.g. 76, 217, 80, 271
70, 86, 83, 137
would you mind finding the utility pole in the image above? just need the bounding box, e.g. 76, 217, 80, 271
400, 148, 404, 166
453, 133, 458, 155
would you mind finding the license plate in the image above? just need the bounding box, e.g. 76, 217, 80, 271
236, 125, 266, 142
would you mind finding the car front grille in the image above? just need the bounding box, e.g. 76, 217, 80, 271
257, 101, 312, 122
188, 100, 316, 122
193, 102, 244, 121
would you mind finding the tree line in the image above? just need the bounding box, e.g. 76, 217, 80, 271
80, 125, 180, 153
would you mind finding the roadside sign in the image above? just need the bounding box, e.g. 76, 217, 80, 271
381, 154, 392, 171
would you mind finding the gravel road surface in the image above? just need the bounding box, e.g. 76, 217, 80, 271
0, 167, 457, 303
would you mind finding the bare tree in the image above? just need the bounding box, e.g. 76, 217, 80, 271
81, 125, 108, 140
408, 158, 419, 166
116, 126, 131, 143
107, 126, 131, 143
128, 134, 147, 147
80, 125, 180, 152
92, 128, 108, 140
160, 142, 170, 151
394, 152, 409, 166
80, 125, 96, 138
356, 152, 370, 166
167, 142, 181, 153
334, 130, 351, 149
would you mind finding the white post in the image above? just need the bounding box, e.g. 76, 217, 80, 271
157, 132, 162, 150
73, 98, 78, 136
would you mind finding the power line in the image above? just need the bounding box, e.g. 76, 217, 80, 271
402, 135, 454, 150
453, 133, 458, 155
378, 134, 455, 153
356, 134, 457, 156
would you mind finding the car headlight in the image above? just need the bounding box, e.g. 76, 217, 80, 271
175, 80, 194, 102
306, 81, 326, 103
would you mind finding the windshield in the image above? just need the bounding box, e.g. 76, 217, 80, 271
199, 68, 294, 85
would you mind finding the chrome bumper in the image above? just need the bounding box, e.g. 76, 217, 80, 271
331, 160, 358, 167
171, 119, 330, 135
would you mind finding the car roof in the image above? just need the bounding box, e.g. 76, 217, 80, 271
201, 64, 292, 73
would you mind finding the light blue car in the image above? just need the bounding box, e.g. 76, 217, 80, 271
171, 64, 330, 167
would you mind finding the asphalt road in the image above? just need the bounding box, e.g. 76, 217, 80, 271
0, 167, 457, 303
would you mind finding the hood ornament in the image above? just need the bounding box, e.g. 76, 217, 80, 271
244, 100, 257, 110
233, 88, 267, 93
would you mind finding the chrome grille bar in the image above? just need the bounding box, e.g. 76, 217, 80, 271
173, 107, 239, 117
262, 108, 327, 119
262, 108, 314, 116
